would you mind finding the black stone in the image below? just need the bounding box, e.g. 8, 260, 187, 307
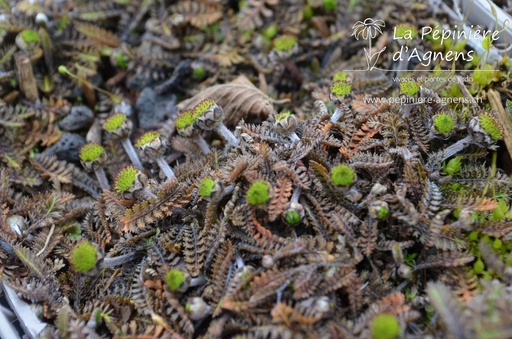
59, 105, 94, 131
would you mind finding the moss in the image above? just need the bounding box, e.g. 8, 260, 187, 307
246, 181, 271, 206
199, 177, 216, 198
433, 113, 455, 135
479, 112, 503, 141
103, 113, 127, 132
114, 165, 138, 193
166, 269, 186, 292
71, 240, 98, 273
135, 131, 161, 148
79, 143, 105, 163
330, 164, 355, 187
370, 313, 400, 339
273, 35, 297, 52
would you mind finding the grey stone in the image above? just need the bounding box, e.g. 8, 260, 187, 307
59, 105, 94, 131
44, 132, 85, 163
136, 87, 176, 130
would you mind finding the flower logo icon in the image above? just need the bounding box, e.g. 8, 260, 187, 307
352, 18, 387, 70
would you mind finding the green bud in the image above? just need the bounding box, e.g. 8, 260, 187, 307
71, 240, 98, 273
370, 313, 401, 339
330, 164, 355, 187
246, 181, 271, 206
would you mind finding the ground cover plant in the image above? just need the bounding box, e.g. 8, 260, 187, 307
1, 0, 512, 338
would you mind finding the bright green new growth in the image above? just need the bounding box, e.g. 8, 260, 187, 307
58, 65, 69, 75
194, 98, 215, 116
331, 80, 351, 97
135, 131, 161, 148
473, 64, 500, 86
115, 52, 129, 69
330, 164, 355, 187
79, 143, 105, 163
263, 24, 278, 39
433, 113, 455, 135
493, 238, 502, 250
333, 71, 348, 82
276, 112, 291, 121
246, 181, 271, 206
482, 35, 492, 51
273, 35, 297, 52
114, 165, 138, 193
394, 23, 418, 39
371, 313, 401, 339
199, 177, 216, 198
400, 81, 419, 96
20, 30, 40, 44
193, 66, 205, 79
322, 0, 337, 11
377, 206, 390, 219
479, 113, 503, 141
166, 269, 186, 292
285, 210, 301, 225
71, 241, 98, 273
443, 156, 462, 176
473, 258, 485, 274
175, 109, 200, 130
103, 113, 127, 132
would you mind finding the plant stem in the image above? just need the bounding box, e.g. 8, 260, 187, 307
101, 252, 141, 268
156, 157, 176, 180
95, 167, 109, 191
190, 275, 207, 287
60, 66, 121, 104
290, 186, 302, 203
289, 132, 299, 142
440, 135, 473, 162
192, 134, 210, 154
121, 138, 143, 169
483, 151, 497, 197
215, 123, 238, 148
141, 188, 157, 201
331, 103, 350, 123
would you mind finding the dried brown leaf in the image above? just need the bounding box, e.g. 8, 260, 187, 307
177, 75, 274, 127
268, 178, 292, 222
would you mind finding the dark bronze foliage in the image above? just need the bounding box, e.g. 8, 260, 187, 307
1, 0, 512, 338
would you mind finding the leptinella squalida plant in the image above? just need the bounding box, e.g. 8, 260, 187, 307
2, 2, 512, 338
